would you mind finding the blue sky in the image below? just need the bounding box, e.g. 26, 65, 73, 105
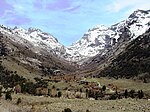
0, 0, 149, 46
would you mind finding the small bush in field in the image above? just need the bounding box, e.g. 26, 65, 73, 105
5, 91, 12, 100
138, 90, 144, 99
86, 109, 90, 112
109, 94, 117, 100
0, 87, 2, 97
58, 91, 62, 97
124, 89, 128, 98
16, 98, 21, 105
102, 85, 106, 91
62, 108, 72, 112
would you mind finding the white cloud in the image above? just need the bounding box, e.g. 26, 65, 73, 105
106, 0, 150, 13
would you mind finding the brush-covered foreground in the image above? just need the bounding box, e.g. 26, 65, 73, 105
0, 94, 150, 112
0, 77, 150, 112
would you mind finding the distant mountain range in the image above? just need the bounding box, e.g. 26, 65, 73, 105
0, 9, 150, 79
68, 9, 150, 63
1, 9, 150, 64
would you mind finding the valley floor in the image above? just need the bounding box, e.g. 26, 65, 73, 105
0, 94, 150, 112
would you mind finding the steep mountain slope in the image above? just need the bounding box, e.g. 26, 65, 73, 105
0, 9, 149, 70
0, 28, 76, 79
68, 9, 150, 63
67, 25, 116, 62
99, 29, 150, 79
0, 25, 66, 57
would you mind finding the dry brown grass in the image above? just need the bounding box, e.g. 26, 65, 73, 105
85, 77, 150, 95
2, 58, 41, 81
0, 93, 150, 112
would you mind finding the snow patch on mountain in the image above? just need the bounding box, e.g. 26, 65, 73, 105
68, 25, 115, 56
67, 9, 150, 62
0, 25, 66, 58
0, 9, 150, 63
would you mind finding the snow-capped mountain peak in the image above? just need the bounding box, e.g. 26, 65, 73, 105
0, 25, 66, 57
128, 9, 149, 19
66, 9, 150, 63
68, 25, 114, 57
0, 9, 150, 63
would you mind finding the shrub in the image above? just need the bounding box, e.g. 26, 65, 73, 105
63, 108, 72, 112
94, 91, 99, 100
124, 89, 128, 98
0, 87, 2, 97
138, 90, 144, 99
109, 94, 117, 100
143, 78, 147, 83
80, 88, 82, 93
129, 89, 135, 98
16, 98, 21, 105
102, 85, 106, 91
86, 109, 90, 112
52, 85, 55, 89
86, 89, 89, 98
58, 91, 62, 98
5, 91, 12, 100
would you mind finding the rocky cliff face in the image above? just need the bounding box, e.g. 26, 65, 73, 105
0, 26, 76, 76
99, 29, 150, 79
0, 25, 67, 57
67, 9, 150, 63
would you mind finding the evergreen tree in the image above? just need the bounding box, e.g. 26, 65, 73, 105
0, 35, 7, 57
86, 109, 90, 112
5, 91, 12, 100
109, 94, 117, 100
102, 85, 106, 91
138, 90, 144, 99
16, 98, 21, 105
63, 108, 72, 112
129, 89, 135, 98
0, 87, 2, 97
80, 88, 82, 93
58, 91, 62, 98
86, 89, 89, 98
124, 89, 128, 98
143, 78, 147, 83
